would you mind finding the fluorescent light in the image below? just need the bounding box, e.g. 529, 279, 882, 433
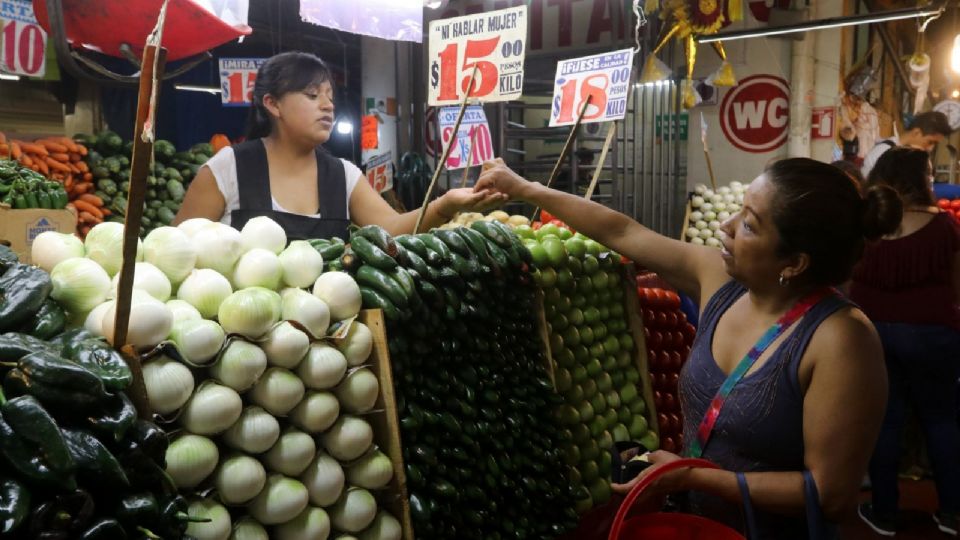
175, 84, 221, 94
424, 0, 447, 8
336, 120, 353, 135
698, 6, 943, 44
0, 73, 20, 81
952, 34, 960, 74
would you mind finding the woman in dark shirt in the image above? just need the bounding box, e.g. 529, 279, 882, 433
851, 147, 960, 536
476, 158, 901, 538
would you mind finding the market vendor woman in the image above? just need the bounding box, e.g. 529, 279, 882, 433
174, 52, 503, 239
476, 158, 901, 538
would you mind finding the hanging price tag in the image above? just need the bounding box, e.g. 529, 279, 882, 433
427, 6, 527, 106
218, 58, 266, 106
549, 49, 634, 127
0, 0, 47, 78
439, 105, 494, 170
364, 151, 393, 193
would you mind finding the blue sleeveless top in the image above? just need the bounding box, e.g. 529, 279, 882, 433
679, 281, 850, 538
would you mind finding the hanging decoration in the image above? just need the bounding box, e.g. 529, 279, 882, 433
908, 10, 940, 114
641, 0, 742, 109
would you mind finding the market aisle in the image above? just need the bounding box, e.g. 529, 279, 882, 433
840, 479, 941, 539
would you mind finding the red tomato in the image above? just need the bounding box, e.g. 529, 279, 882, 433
659, 372, 671, 390
664, 311, 679, 329
658, 413, 670, 430
649, 330, 663, 350
653, 390, 662, 409
540, 210, 554, 223
664, 290, 681, 311
658, 351, 671, 374
655, 311, 668, 328
677, 433, 684, 448
643, 309, 657, 327
647, 350, 659, 371
669, 413, 682, 433
683, 323, 697, 342
662, 437, 676, 453
662, 392, 676, 412
670, 351, 683, 372
951, 200, 960, 211
939, 198, 952, 210
667, 373, 680, 391
548, 218, 566, 229
532, 221, 542, 230
673, 330, 686, 350
620, 254, 632, 265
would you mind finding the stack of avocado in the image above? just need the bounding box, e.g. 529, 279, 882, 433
77, 132, 213, 235
341, 224, 579, 539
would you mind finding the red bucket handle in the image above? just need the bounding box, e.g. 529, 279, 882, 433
607, 457, 720, 540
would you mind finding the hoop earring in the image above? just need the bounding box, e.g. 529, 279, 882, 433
778, 274, 789, 287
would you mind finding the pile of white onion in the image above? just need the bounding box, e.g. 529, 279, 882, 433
37, 217, 400, 539
684, 182, 747, 248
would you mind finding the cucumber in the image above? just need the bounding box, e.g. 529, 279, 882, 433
355, 225, 398, 257
339, 247, 362, 273
357, 265, 408, 308
359, 286, 401, 321
415, 279, 444, 309
472, 220, 513, 248
351, 235, 398, 271
416, 234, 452, 263
448, 251, 474, 278
401, 248, 431, 277
433, 229, 471, 257
483, 238, 511, 270
396, 235, 429, 258
387, 267, 417, 300
315, 241, 345, 261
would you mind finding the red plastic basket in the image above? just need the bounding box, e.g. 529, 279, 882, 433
608, 458, 745, 540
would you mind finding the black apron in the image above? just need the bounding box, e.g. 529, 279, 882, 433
229, 139, 351, 242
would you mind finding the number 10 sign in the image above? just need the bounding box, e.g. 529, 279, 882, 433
427, 6, 527, 106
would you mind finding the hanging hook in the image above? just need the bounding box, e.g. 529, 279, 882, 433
633, 0, 648, 54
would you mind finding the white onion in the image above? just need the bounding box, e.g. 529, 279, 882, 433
358, 511, 402, 540
250, 367, 305, 416
698, 228, 714, 240
84, 222, 141, 277
166, 434, 219, 489
301, 452, 345, 507
109, 262, 171, 301
281, 288, 331, 338
192, 223, 243, 275
337, 322, 373, 366
700, 202, 714, 213
692, 237, 705, 245
186, 498, 232, 540
708, 220, 721, 231
178, 269, 233, 319
689, 210, 703, 222
102, 290, 172, 349
240, 216, 287, 255
233, 248, 283, 291
215, 454, 267, 505
142, 355, 195, 415
329, 488, 377, 533
178, 217, 216, 237
685, 227, 699, 240
334, 368, 379, 414
312, 272, 362, 321
322, 416, 373, 461
218, 287, 281, 338
345, 449, 393, 490
694, 220, 708, 230
693, 184, 707, 195
264, 429, 317, 476
705, 237, 722, 247
210, 340, 267, 392
703, 210, 717, 221
181, 382, 243, 435
690, 196, 704, 208
279, 240, 325, 288
717, 211, 731, 221
261, 322, 310, 368
224, 406, 281, 454
275, 506, 331, 540
31, 231, 85, 273
290, 391, 340, 433
169, 319, 226, 365
247, 474, 308, 525
50, 257, 111, 314
84, 300, 114, 337
230, 517, 268, 540
167, 299, 204, 325
297, 343, 347, 390
143, 226, 197, 285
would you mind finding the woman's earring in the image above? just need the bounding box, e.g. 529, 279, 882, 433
778, 274, 789, 287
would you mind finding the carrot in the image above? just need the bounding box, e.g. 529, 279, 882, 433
63, 176, 74, 190
67, 162, 81, 175
73, 182, 92, 195
79, 211, 101, 225
100, 208, 111, 216
49, 137, 80, 153
75, 160, 88, 172
44, 157, 72, 174
41, 141, 69, 154
49, 152, 70, 162
9, 142, 21, 160
69, 152, 81, 163
16, 141, 47, 156
74, 199, 104, 218
0, 143, 8, 158
82, 172, 93, 182
18, 154, 32, 167
35, 159, 49, 176
0, 132, 6, 144
78, 194, 103, 206
77, 145, 87, 156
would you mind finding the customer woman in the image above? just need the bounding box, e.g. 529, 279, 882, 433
475, 158, 901, 538
174, 52, 503, 239
851, 147, 960, 537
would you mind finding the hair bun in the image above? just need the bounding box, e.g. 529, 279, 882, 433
861, 184, 903, 241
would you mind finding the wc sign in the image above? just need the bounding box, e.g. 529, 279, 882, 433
720, 75, 790, 153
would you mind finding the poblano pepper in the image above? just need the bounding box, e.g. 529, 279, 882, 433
27, 489, 94, 538
86, 391, 137, 442
78, 518, 127, 540
0, 264, 52, 332
0, 391, 76, 490
60, 427, 129, 487
62, 338, 133, 392
0, 475, 30, 534
20, 299, 66, 340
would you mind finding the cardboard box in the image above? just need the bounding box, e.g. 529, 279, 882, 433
0, 205, 78, 264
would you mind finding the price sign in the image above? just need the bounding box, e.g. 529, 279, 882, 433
0, 0, 47, 78
361, 115, 379, 150
439, 105, 494, 170
364, 152, 393, 193
218, 58, 266, 106
549, 49, 634, 127
427, 6, 527, 106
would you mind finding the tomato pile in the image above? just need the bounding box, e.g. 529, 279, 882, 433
532, 210, 576, 234
637, 277, 696, 454
938, 198, 960, 220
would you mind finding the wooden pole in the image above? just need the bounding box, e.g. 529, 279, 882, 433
703, 148, 717, 191
584, 122, 617, 200
459, 125, 480, 189
530, 96, 592, 221
413, 67, 478, 234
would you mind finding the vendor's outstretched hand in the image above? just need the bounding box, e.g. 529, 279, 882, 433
438, 187, 507, 216
475, 159, 530, 200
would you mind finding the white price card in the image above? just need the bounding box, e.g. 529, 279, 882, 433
364, 151, 394, 193
218, 58, 266, 106
549, 49, 635, 127
439, 105, 494, 170
0, 0, 47, 78
427, 6, 527, 106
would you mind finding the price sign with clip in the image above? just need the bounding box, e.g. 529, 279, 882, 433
0, 0, 48, 78
427, 6, 527, 106
550, 49, 634, 127
364, 152, 393, 193
219, 58, 266, 106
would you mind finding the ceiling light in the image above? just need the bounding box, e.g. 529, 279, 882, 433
0, 73, 21, 81
336, 120, 354, 135
175, 84, 222, 94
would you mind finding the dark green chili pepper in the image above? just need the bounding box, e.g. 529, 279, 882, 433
0, 475, 30, 534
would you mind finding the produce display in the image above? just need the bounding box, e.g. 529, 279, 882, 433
517, 222, 658, 514
75, 131, 212, 236
32, 216, 402, 539
339, 223, 579, 538
937, 197, 960, 221
0, 245, 193, 539
683, 182, 747, 247
636, 276, 694, 454
0, 159, 70, 210
438, 209, 531, 229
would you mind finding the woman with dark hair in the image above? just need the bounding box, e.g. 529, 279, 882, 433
476, 158, 902, 538
174, 52, 503, 239
851, 147, 960, 537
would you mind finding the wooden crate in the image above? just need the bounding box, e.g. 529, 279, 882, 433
359, 309, 415, 540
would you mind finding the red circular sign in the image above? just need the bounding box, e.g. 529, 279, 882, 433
720, 74, 790, 153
